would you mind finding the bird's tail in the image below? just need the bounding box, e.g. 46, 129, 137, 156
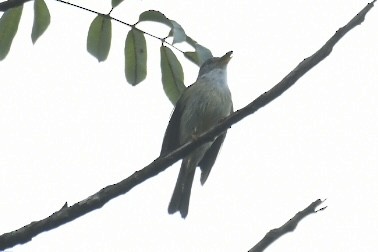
168, 158, 196, 218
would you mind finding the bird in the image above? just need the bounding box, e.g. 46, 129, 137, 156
160, 51, 233, 218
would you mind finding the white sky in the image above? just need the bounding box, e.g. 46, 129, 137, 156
1, 0, 378, 251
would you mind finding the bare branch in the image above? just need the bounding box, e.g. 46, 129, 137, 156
249, 199, 326, 252
0, 0, 376, 250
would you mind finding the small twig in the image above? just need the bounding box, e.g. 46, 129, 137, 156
249, 199, 326, 252
55, 0, 184, 53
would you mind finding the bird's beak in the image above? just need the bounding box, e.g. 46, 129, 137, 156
219, 51, 233, 65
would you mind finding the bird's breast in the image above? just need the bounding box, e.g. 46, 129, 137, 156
179, 78, 232, 142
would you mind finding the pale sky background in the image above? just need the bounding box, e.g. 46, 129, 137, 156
1, 0, 378, 251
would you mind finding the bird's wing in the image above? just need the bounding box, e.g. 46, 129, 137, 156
160, 98, 184, 156
198, 132, 227, 185
160, 83, 197, 156
199, 105, 233, 185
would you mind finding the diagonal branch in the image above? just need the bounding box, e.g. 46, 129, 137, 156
0, 0, 376, 250
249, 199, 327, 252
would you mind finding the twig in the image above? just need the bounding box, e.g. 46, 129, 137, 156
249, 199, 326, 252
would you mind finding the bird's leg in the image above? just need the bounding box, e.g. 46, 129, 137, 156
190, 133, 199, 141
191, 127, 200, 141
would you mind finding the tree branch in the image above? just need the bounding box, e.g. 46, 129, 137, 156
0, 0, 376, 250
249, 199, 327, 252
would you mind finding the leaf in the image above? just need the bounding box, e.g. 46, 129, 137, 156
0, 5, 23, 60
124, 29, 147, 85
87, 15, 112, 62
184, 43, 213, 66
185, 36, 197, 47
112, 0, 124, 8
138, 10, 172, 27
183, 51, 199, 66
169, 20, 186, 44
194, 44, 212, 65
160, 46, 185, 105
32, 0, 50, 44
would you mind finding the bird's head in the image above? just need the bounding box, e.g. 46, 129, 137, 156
198, 51, 233, 78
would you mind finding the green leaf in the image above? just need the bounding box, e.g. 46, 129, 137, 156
32, 0, 50, 44
184, 37, 212, 66
169, 20, 186, 44
138, 10, 172, 27
87, 15, 112, 62
0, 5, 23, 61
183, 51, 199, 66
185, 36, 197, 47
112, 0, 124, 8
194, 44, 212, 65
184, 43, 213, 66
124, 29, 147, 86
160, 46, 185, 105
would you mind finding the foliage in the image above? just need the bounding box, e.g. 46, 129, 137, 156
0, 0, 213, 104
0, 5, 22, 60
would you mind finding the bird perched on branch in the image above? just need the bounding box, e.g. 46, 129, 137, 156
160, 51, 233, 218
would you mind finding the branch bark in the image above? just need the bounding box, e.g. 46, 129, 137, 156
249, 199, 327, 252
0, 0, 376, 250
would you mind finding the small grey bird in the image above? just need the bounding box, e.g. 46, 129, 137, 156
160, 51, 233, 218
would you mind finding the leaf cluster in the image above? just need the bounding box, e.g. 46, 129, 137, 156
0, 0, 213, 104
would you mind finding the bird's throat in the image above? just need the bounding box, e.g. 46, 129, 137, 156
199, 68, 228, 87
